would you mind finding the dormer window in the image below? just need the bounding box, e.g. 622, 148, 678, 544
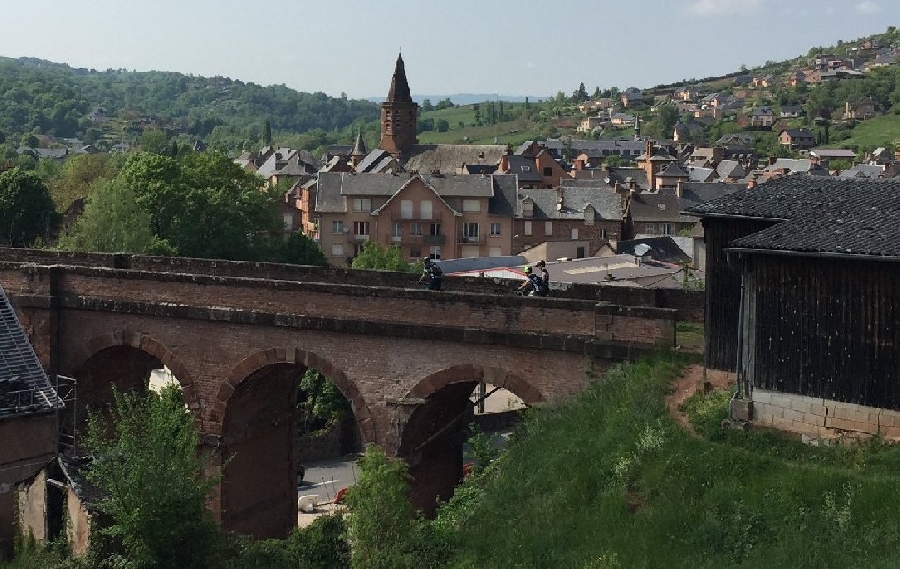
522, 198, 534, 218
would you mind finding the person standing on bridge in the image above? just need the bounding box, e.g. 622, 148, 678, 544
419, 257, 443, 291
536, 260, 550, 297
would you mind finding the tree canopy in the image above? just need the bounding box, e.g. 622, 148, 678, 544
0, 167, 59, 246
83, 385, 221, 569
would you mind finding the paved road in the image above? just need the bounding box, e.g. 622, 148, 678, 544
299, 453, 361, 503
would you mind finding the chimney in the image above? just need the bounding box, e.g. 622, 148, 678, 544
675, 179, 684, 198
747, 178, 756, 189
499, 151, 510, 172
574, 158, 584, 171
768, 156, 777, 166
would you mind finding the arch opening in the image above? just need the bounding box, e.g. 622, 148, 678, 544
400, 365, 539, 517
219, 358, 362, 538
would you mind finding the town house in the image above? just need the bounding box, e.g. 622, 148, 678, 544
315, 172, 517, 266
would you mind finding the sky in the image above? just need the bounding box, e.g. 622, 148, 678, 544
0, 0, 896, 99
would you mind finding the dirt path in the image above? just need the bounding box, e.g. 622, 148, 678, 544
665, 364, 735, 437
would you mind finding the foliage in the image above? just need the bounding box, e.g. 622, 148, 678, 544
56, 178, 155, 253
0, 56, 379, 154
118, 150, 282, 260
82, 385, 221, 569
345, 445, 446, 569
299, 369, 352, 433
350, 241, 415, 272
278, 231, 328, 266
47, 153, 123, 212
681, 387, 733, 440
0, 167, 60, 246
440, 351, 900, 568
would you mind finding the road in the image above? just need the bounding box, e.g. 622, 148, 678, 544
299, 453, 361, 503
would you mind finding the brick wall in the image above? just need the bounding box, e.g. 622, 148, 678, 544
751, 388, 900, 440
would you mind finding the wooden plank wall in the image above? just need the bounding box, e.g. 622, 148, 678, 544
749, 255, 900, 409
703, 218, 773, 370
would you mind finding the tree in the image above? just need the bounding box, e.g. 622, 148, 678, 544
573, 82, 588, 102
139, 128, 168, 154
118, 151, 282, 261
277, 231, 328, 266
436, 119, 450, 133
48, 153, 122, 211
420, 99, 434, 112
652, 105, 680, 138
57, 178, 158, 253
263, 119, 273, 146
83, 385, 222, 569
0, 167, 59, 246
345, 445, 443, 569
351, 241, 414, 272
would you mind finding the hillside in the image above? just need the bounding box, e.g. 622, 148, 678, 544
0, 57, 378, 153
444, 352, 900, 567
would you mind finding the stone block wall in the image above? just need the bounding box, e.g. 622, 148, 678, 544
751, 388, 900, 440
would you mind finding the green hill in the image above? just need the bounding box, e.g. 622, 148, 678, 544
443, 352, 900, 568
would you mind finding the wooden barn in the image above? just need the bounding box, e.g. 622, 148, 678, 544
687, 178, 900, 438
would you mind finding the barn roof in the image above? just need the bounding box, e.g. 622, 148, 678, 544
686, 177, 900, 260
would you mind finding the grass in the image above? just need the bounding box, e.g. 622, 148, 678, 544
444, 351, 900, 568
825, 113, 900, 150
416, 103, 545, 145
675, 321, 704, 353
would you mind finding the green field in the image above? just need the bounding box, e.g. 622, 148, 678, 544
826, 113, 900, 150
416, 102, 545, 145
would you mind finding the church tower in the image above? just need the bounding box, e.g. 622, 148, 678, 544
379, 54, 418, 158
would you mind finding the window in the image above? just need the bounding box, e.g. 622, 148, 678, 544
283, 213, 294, 231
490, 222, 502, 236
353, 221, 370, 236
331, 243, 344, 257
576, 246, 585, 258
429, 245, 441, 260
409, 222, 422, 236
543, 167, 553, 176
400, 200, 413, 219
524, 221, 532, 236
489, 246, 502, 257
600, 228, 608, 239
544, 221, 553, 235
571, 228, 579, 240
352, 198, 372, 212
410, 248, 421, 259
353, 242, 365, 256
429, 223, 441, 236
420, 200, 433, 220
462, 199, 481, 212
463, 222, 479, 241
331, 220, 345, 234
391, 222, 402, 239
662, 223, 673, 235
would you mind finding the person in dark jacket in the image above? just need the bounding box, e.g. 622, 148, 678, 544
535, 260, 550, 296
516, 266, 542, 296
419, 257, 443, 291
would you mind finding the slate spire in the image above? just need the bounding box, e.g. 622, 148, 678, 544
387, 53, 413, 104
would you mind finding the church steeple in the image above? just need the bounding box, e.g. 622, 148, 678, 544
387, 53, 413, 104
379, 53, 418, 158
350, 130, 367, 169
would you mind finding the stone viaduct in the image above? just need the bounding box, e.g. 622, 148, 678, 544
0, 249, 682, 539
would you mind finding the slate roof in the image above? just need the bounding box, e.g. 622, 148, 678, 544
316, 172, 507, 214
658, 163, 688, 178
355, 149, 394, 173
838, 164, 885, 179
539, 139, 647, 160
519, 187, 622, 220
489, 174, 519, 217
0, 286, 62, 417
616, 236, 692, 264
684, 177, 900, 259
505, 154, 543, 182
628, 192, 697, 223
402, 144, 506, 174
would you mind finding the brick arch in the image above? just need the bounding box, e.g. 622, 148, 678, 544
212, 347, 375, 443
407, 363, 543, 405
68, 330, 200, 414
